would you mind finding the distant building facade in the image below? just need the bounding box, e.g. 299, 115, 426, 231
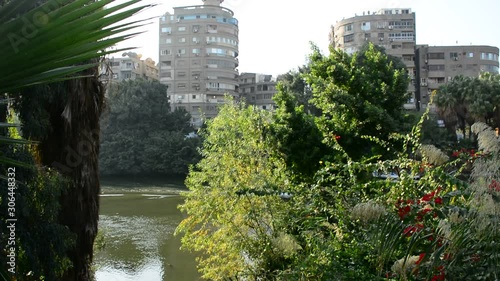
238, 73, 277, 110
331, 8, 417, 109
159, 0, 239, 127
415, 45, 499, 106
105, 52, 159, 81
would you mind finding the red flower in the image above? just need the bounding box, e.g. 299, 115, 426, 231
416, 253, 425, 265
489, 180, 500, 192
403, 226, 417, 236
431, 273, 445, 281
421, 191, 435, 202
434, 197, 443, 204
398, 205, 411, 219
334, 135, 341, 140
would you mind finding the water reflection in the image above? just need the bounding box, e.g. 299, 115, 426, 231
94, 190, 200, 281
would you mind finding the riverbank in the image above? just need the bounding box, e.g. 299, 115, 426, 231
100, 175, 188, 194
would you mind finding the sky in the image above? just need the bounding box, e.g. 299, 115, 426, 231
114, 0, 500, 77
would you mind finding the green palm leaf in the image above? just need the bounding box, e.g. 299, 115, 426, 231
0, 0, 153, 92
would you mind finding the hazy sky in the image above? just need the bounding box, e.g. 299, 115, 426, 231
114, 0, 500, 76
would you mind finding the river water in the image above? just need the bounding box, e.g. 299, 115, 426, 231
94, 180, 201, 281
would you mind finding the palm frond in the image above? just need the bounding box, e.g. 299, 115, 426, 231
0, 0, 153, 93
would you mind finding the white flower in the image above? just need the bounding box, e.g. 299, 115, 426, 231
472, 122, 500, 153
351, 201, 387, 223
391, 255, 420, 276
420, 144, 449, 166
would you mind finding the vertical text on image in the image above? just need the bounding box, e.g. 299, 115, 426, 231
6, 167, 17, 274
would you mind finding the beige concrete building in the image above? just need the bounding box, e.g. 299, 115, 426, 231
330, 8, 417, 109
105, 52, 159, 81
415, 45, 499, 107
159, 0, 239, 127
238, 73, 277, 110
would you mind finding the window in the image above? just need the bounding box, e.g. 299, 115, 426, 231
112, 73, 118, 79
160, 71, 171, 78
388, 31, 413, 41
160, 49, 171, 55
402, 42, 414, 49
468, 52, 474, 58
428, 53, 445, 60
263, 94, 272, 99
428, 77, 445, 84
263, 85, 268, 91
344, 24, 353, 32
192, 95, 197, 99
161, 61, 171, 67
192, 48, 201, 54
449, 52, 458, 60
178, 72, 186, 77
178, 49, 186, 54
207, 24, 217, 33
377, 22, 386, 29
161, 27, 171, 33
392, 44, 402, 49
480, 64, 499, 72
160, 16, 166, 22
178, 26, 186, 31
165, 38, 172, 44
110, 61, 120, 66
402, 55, 414, 61
123, 72, 131, 79
344, 34, 354, 43
361, 22, 370, 31
481, 52, 499, 61
193, 37, 199, 43
178, 37, 186, 43
428, 65, 445, 71
177, 83, 186, 89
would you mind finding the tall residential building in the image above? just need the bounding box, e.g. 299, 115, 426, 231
238, 73, 278, 110
159, 0, 239, 127
104, 52, 159, 81
415, 45, 499, 107
330, 8, 417, 109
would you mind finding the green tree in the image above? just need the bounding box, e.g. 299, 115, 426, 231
176, 100, 295, 280
436, 73, 500, 139
99, 79, 200, 176
276, 65, 320, 116
305, 43, 410, 160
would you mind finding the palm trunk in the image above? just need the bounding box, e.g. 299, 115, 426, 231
32, 61, 104, 281
58, 62, 104, 281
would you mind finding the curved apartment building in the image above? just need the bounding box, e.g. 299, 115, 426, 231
331, 9, 417, 109
159, 0, 239, 127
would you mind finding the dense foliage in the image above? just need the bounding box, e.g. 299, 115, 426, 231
99, 79, 201, 176
0, 145, 73, 280
177, 44, 499, 280
0, 1, 152, 280
436, 73, 500, 138
306, 44, 409, 160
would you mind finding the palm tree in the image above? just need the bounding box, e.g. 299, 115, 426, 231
1, 0, 152, 279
